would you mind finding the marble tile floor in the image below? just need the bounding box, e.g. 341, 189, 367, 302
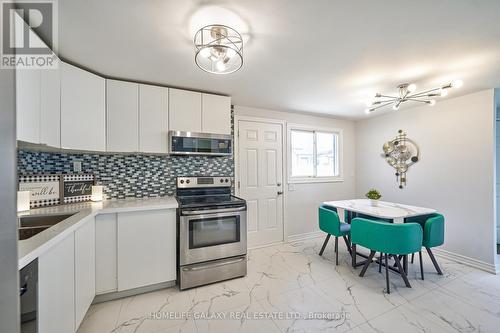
77, 237, 500, 333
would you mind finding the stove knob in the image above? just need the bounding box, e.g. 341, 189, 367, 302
220, 179, 224, 183
186, 179, 190, 184
225, 179, 229, 183
180, 180, 184, 184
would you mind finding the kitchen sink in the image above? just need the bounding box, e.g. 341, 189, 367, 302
18, 213, 76, 240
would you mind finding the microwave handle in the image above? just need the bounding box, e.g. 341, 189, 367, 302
182, 206, 246, 215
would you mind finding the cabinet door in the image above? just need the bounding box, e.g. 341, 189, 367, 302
61, 62, 106, 151
139, 84, 168, 153
106, 80, 139, 152
39, 233, 75, 333
40, 65, 61, 147
75, 218, 95, 329
117, 209, 176, 291
95, 214, 117, 294
202, 94, 231, 135
169, 88, 201, 133
16, 68, 41, 143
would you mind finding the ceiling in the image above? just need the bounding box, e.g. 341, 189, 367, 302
56, 0, 500, 119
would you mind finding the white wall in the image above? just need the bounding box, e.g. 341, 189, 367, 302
234, 105, 356, 239
355, 89, 496, 266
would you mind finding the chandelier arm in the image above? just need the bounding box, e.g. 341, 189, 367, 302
370, 100, 397, 111
407, 87, 442, 98
377, 94, 398, 99
405, 98, 431, 103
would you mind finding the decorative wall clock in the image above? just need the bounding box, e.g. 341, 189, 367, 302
382, 130, 419, 189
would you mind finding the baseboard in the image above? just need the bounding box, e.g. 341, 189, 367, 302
286, 231, 323, 243
93, 280, 176, 304
433, 248, 497, 274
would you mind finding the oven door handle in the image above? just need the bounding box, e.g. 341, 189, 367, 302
181, 206, 246, 215
181, 257, 246, 272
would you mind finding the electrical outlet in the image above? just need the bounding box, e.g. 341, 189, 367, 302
73, 161, 82, 172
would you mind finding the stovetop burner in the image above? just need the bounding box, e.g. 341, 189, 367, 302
175, 176, 246, 209
177, 194, 245, 209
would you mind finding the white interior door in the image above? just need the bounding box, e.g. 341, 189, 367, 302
238, 120, 284, 247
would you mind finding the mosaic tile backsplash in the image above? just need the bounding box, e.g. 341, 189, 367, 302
17, 150, 234, 199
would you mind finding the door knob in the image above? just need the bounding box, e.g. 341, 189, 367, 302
277, 182, 281, 186
277, 191, 283, 195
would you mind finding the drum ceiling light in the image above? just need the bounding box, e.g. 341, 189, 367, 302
365, 80, 463, 114
194, 24, 243, 74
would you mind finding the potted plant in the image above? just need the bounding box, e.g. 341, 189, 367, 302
365, 189, 382, 207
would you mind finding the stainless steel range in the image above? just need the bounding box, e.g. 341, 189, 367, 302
176, 176, 247, 290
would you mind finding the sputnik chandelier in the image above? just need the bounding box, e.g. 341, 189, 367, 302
365, 80, 463, 114
194, 24, 243, 75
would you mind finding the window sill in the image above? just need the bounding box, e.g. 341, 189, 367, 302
288, 177, 344, 184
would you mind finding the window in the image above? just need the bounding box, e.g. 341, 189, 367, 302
289, 126, 341, 183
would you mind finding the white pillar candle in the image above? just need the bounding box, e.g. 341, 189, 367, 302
91, 185, 103, 202
17, 190, 30, 212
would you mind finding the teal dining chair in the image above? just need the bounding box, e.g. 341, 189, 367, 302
407, 213, 445, 278
350, 218, 423, 294
318, 205, 351, 265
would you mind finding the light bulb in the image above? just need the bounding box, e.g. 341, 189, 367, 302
199, 47, 211, 58
429, 100, 436, 106
439, 89, 448, 97
366, 101, 373, 107
365, 108, 371, 114
226, 48, 236, 58
451, 79, 463, 88
407, 84, 417, 93
392, 104, 399, 111
216, 61, 226, 72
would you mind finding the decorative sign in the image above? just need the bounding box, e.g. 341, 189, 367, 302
19, 175, 61, 208
63, 174, 95, 204
382, 130, 419, 189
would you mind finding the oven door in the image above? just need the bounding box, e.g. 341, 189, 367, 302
179, 207, 247, 266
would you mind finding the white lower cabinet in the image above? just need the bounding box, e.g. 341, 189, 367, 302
95, 214, 118, 294
117, 209, 176, 291
74, 218, 96, 329
38, 233, 75, 333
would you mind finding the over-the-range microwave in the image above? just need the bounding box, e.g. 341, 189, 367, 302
168, 131, 232, 156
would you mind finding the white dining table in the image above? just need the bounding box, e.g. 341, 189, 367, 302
322, 199, 437, 224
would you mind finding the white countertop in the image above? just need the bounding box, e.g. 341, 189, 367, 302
323, 199, 436, 220
18, 197, 178, 269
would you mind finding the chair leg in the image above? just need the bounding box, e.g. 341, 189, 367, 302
411, 253, 415, 264
342, 235, 352, 255
403, 255, 408, 274
319, 234, 331, 256
378, 252, 382, 273
425, 247, 443, 275
352, 244, 357, 268
394, 254, 412, 288
359, 250, 375, 277
385, 253, 390, 294
419, 251, 424, 280
335, 237, 339, 265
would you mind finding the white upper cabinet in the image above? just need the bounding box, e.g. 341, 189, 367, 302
202, 94, 231, 135
16, 68, 41, 143
169, 88, 202, 133
61, 62, 106, 152
40, 65, 61, 147
106, 80, 139, 152
139, 84, 168, 153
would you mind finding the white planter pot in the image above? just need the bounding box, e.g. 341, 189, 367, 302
369, 199, 379, 207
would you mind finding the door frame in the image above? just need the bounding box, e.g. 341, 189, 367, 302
234, 115, 287, 248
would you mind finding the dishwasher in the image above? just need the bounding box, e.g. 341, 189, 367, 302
20, 259, 38, 333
